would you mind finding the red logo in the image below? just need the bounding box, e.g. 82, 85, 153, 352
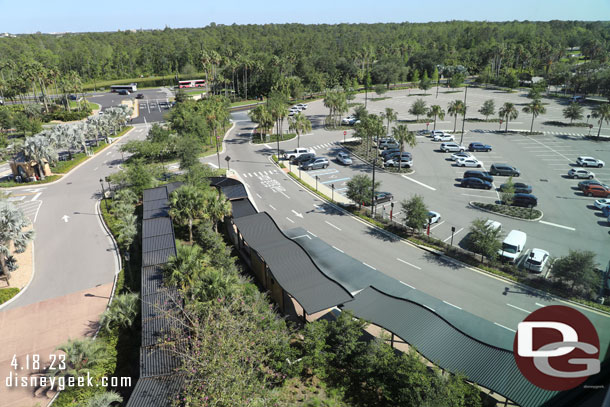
513, 305, 600, 391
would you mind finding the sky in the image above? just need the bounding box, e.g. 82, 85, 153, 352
0, 0, 608, 34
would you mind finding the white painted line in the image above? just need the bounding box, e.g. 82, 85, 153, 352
423, 304, 435, 312
399, 280, 415, 289
286, 217, 295, 223
539, 220, 575, 231
292, 234, 311, 240
494, 322, 516, 333
507, 303, 530, 313
264, 143, 271, 148
325, 220, 342, 231
363, 262, 376, 270
208, 163, 219, 168
307, 230, 318, 238
401, 175, 436, 191
443, 300, 462, 310
106, 151, 112, 156
535, 302, 546, 308
247, 173, 252, 177
263, 171, 268, 175
93, 167, 98, 171
443, 227, 463, 242
30, 192, 42, 201
429, 220, 445, 230
256, 193, 262, 198
279, 191, 291, 199
269, 204, 277, 211
397, 258, 421, 270
332, 246, 344, 253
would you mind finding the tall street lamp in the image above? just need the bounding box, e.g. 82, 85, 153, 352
99, 178, 108, 211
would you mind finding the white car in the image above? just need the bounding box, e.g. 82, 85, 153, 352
296, 103, 308, 110
450, 151, 472, 161
283, 147, 314, 160
577, 156, 605, 168
427, 211, 441, 224
341, 116, 357, 125
385, 156, 413, 168
594, 198, 610, 210
336, 152, 353, 165
433, 133, 454, 142
440, 142, 466, 152
524, 248, 550, 273
456, 157, 482, 168
568, 168, 595, 179
484, 219, 502, 231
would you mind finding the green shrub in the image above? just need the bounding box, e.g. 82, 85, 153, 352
0, 287, 20, 304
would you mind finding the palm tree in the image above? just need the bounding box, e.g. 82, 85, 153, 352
99, 293, 139, 333
203, 189, 232, 232
268, 93, 289, 156
85, 391, 123, 407
22, 134, 58, 180
0, 200, 34, 284
522, 99, 547, 133
426, 105, 445, 131
164, 243, 206, 290
381, 107, 397, 136
288, 112, 312, 148
563, 102, 583, 124
248, 105, 273, 141
592, 103, 610, 139
190, 267, 240, 303
499, 102, 519, 132
169, 185, 205, 242
392, 124, 416, 171
50, 338, 110, 380
447, 100, 465, 132
323, 89, 337, 127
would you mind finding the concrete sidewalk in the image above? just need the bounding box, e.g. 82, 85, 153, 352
0, 283, 113, 407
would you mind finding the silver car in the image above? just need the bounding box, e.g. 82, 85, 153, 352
568, 168, 595, 179
336, 152, 352, 165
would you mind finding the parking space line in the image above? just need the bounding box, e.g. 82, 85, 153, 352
539, 220, 575, 231
443, 227, 463, 242
322, 177, 350, 184
429, 220, 445, 230
535, 302, 546, 307
397, 258, 421, 270
308, 169, 339, 176
401, 175, 436, 191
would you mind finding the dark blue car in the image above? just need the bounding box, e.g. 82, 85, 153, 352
460, 177, 493, 190
468, 142, 492, 152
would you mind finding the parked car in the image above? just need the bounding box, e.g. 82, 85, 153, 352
291, 152, 316, 165
378, 139, 400, 150
456, 157, 482, 168
385, 156, 413, 168
427, 211, 441, 224
460, 177, 493, 190
296, 103, 308, 110
433, 133, 455, 142
372, 192, 393, 205
417, 130, 431, 136
594, 198, 610, 210
468, 142, 492, 152
341, 116, 357, 125
511, 193, 538, 208
484, 219, 502, 231
336, 152, 353, 165
571, 95, 584, 103
118, 89, 130, 95
291, 105, 303, 111
489, 163, 520, 177
568, 168, 595, 179
524, 248, 550, 273
498, 230, 527, 263
0, 98, 4, 105
583, 184, 610, 197
577, 156, 605, 168
499, 182, 533, 194
577, 180, 608, 191
380, 148, 401, 159
301, 157, 329, 170
284, 147, 314, 160
450, 151, 472, 161
440, 142, 466, 152
135, 93, 144, 99
463, 170, 494, 184
68, 94, 78, 100
384, 151, 411, 162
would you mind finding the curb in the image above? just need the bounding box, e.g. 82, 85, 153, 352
468, 201, 544, 222
0, 241, 35, 311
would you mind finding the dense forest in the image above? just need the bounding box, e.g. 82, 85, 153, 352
1, 21, 610, 100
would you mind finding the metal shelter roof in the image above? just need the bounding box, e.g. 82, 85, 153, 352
343, 286, 558, 407
233, 212, 352, 314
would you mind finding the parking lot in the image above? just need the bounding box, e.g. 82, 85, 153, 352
292, 86, 610, 270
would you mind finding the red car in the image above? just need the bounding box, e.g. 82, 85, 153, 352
583, 184, 610, 197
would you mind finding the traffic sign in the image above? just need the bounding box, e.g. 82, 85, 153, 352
343, 130, 347, 136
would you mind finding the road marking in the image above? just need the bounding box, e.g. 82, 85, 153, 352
291, 209, 304, 218
325, 220, 341, 231
106, 151, 112, 156
429, 220, 445, 230
322, 177, 350, 184
264, 143, 271, 148
286, 217, 295, 223
539, 220, 575, 231
401, 175, 436, 191
309, 169, 338, 176
397, 258, 421, 270
256, 193, 262, 198
279, 191, 290, 199
208, 163, 218, 168
535, 302, 546, 307
292, 234, 311, 240
93, 167, 98, 171
363, 262, 376, 270
307, 230, 317, 237
30, 193, 42, 201
263, 171, 268, 175
247, 173, 252, 177
443, 227, 463, 242
399, 280, 415, 289
269, 204, 276, 211
424, 304, 435, 312
443, 300, 462, 310
332, 246, 344, 253
61, 215, 70, 223
494, 323, 516, 333
507, 303, 530, 313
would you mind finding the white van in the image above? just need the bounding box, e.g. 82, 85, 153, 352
498, 230, 527, 263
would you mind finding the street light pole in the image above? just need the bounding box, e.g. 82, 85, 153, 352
450, 226, 456, 247
315, 175, 319, 191
99, 178, 107, 211
371, 156, 377, 217
331, 183, 335, 202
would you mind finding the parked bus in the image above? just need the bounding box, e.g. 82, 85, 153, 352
110, 83, 137, 93
177, 79, 206, 89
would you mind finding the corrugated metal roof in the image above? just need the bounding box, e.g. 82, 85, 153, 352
142, 315, 178, 348
142, 247, 177, 267
143, 234, 176, 253
141, 288, 178, 321
234, 212, 352, 314
141, 266, 164, 297
143, 187, 168, 202
125, 375, 184, 407
165, 181, 183, 195
231, 198, 258, 219
143, 198, 171, 211
140, 346, 180, 378
142, 217, 174, 239
143, 208, 169, 220
220, 184, 248, 200
343, 286, 558, 407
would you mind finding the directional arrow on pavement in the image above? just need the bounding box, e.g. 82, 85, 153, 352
291, 210, 303, 218
62, 215, 70, 223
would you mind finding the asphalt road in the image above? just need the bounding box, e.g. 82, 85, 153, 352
203, 107, 610, 358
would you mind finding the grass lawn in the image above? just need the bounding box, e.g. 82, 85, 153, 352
0, 287, 20, 304
471, 201, 542, 220
68, 100, 99, 111
0, 175, 61, 188
230, 99, 261, 107
251, 132, 296, 144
